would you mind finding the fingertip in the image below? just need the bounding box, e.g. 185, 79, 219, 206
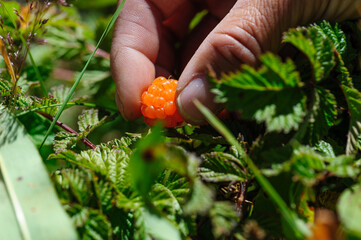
115, 90, 142, 121
176, 76, 222, 124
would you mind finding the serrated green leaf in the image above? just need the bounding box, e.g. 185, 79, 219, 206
34, 97, 59, 116
214, 53, 306, 133
199, 152, 246, 182
61, 168, 92, 205
78, 108, 102, 132
337, 185, 361, 238
51, 140, 131, 190
325, 155, 359, 178
336, 55, 361, 154
304, 87, 337, 144
283, 25, 335, 81
50, 85, 72, 104
316, 21, 347, 56
94, 178, 114, 212
0, 79, 12, 96
314, 140, 336, 158
67, 205, 112, 240
53, 131, 79, 154
291, 147, 326, 186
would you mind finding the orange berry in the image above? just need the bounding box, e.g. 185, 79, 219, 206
164, 101, 176, 115
143, 105, 156, 119
141, 77, 184, 127
142, 92, 153, 106
164, 89, 175, 101
153, 96, 165, 108
155, 108, 166, 119
153, 76, 167, 85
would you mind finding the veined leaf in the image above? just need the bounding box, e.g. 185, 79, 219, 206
51, 140, 131, 190
0, 107, 77, 240
213, 53, 306, 133
283, 25, 335, 81
0, 79, 12, 97
53, 131, 79, 154
78, 108, 105, 132
316, 21, 356, 65
325, 155, 359, 178
316, 21, 347, 56
50, 85, 87, 106
58, 168, 93, 205
336, 55, 361, 154
304, 87, 337, 144
66, 205, 112, 240
199, 152, 247, 182
291, 146, 326, 186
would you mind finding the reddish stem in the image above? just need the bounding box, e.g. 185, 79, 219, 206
37, 111, 96, 149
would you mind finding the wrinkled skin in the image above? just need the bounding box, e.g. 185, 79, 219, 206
111, 0, 361, 123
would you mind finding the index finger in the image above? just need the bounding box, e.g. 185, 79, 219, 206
110, 0, 194, 120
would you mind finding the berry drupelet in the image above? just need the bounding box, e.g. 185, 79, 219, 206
141, 77, 183, 127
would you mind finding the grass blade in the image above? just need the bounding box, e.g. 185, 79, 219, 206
39, 0, 126, 149
194, 100, 310, 239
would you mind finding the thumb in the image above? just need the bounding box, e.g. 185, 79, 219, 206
176, 0, 361, 123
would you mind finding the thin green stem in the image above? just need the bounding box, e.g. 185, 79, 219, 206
39, 0, 126, 149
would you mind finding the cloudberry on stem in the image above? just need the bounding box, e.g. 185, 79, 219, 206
141, 77, 184, 127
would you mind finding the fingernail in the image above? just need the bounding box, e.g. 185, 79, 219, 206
177, 76, 211, 123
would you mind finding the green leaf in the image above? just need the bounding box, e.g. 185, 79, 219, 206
51, 139, 131, 190
50, 85, 85, 105
53, 132, 79, 154
78, 108, 103, 132
304, 87, 337, 144
316, 21, 357, 65
325, 155, 359, 178
142, 208, 182, 240
283, 25, 336, 81
316, 21, 347, 56
59, 169, 93, 205
336, 55, 361, 154
67, 205, 112, 240
129, 125, 167, 199
0, 79, 12, 96
199, 152, 247, 182
94, 178, 114, 212
183, 179, 214, 215
337, 185, 361, 238
214, 53, 306, 133
0, 107, 77, 240
209, 201, 238, 238
291, 146, 326, 186
314, 140, 336, 158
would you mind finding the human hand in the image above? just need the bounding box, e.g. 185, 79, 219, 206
111, 0, 361, 123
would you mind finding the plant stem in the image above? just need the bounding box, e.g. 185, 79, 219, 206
37, 111, 96, 149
